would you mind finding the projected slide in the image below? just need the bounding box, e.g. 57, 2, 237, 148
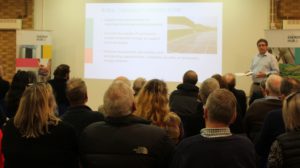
85, 3, 222, 82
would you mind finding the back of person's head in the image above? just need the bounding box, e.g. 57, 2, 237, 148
27, 71, 37, 83
66, 78, 88, 106
103, 81, 134, 117
53, 64, 70, 80
5, 70, 37, 118
133, 77, 146, 96
113, 76, 131, 87
280, 77, 300, 97
212, 74, 227, 89
10, 70, 36, 90
283, 92, 300, 131
199, 78, 220, 104
135, 79, 169, 122
183, 70, 198, 85
206, 89, 237, 125
266, 74, 282, 96
223, 73, 236, 90
257, 38, 268, 46
14, 83, 59, 138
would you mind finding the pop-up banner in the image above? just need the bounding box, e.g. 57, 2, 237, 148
16, 30, 52, 81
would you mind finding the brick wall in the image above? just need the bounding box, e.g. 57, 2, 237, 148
271, 0, 300, 29
0, 0, 33, 81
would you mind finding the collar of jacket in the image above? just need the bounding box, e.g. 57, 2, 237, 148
105, 114, 151, 126
177, 83, 199, 92
67, 104, 92, 111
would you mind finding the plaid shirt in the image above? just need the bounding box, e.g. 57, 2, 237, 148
200, 127, 232, 138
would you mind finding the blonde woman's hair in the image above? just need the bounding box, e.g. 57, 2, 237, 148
134, 79, 170, 126
14, 83, 60, 138
283, 92, 300, 131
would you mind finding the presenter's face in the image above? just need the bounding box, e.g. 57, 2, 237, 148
257, 42, 268, 55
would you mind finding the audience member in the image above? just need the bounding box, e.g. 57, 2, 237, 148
199, 78, 220, 105
133, 77, 146, 96
222, 73, 245, 133
170, 89, 256, 168
2, 83, 78, 168
134, 79, 183, 144
251, 79, 268, 104
61, 78, 104, 137
4, 70, 37, 118
48, 64, 70, 116
223, 73, 247, 117
256, 77, 300, 168
0, 129, 4, 168
169, 70, 203, 137
113, 76, 131, 86
244, 74, 282, 141
79, 81, 174, 168
268, 92, 300, 168
212, 74, 227, 88
98, 76, 132, 113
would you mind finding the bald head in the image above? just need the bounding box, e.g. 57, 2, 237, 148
266, 74, 282, 96
183, 70, 198, 85
223, 73, 236, 90
113, 76, 131, 87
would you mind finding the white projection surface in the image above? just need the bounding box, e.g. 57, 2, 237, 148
84, 2, 222, 82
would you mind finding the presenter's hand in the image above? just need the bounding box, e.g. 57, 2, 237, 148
256, 71, 266, 78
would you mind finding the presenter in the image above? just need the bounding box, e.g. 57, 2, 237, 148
249, 38, 279, 105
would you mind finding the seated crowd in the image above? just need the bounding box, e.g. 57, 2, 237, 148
0, 64, 300, 168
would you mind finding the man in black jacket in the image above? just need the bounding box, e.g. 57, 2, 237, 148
79, 80, 174, 168
61, 78, 104, 137
169, 70, 203, 137
170, 89, 256, 168
48, 64, 70, 116
223, 73, 247, 118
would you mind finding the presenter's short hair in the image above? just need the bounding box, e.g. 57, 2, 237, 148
257, 38, 268, 46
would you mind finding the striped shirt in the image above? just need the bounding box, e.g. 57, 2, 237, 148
200, 127, 232, 138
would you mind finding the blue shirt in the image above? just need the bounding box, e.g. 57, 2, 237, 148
250, 52, 279, 83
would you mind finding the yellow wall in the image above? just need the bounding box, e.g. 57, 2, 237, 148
34, 0, 269, 110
